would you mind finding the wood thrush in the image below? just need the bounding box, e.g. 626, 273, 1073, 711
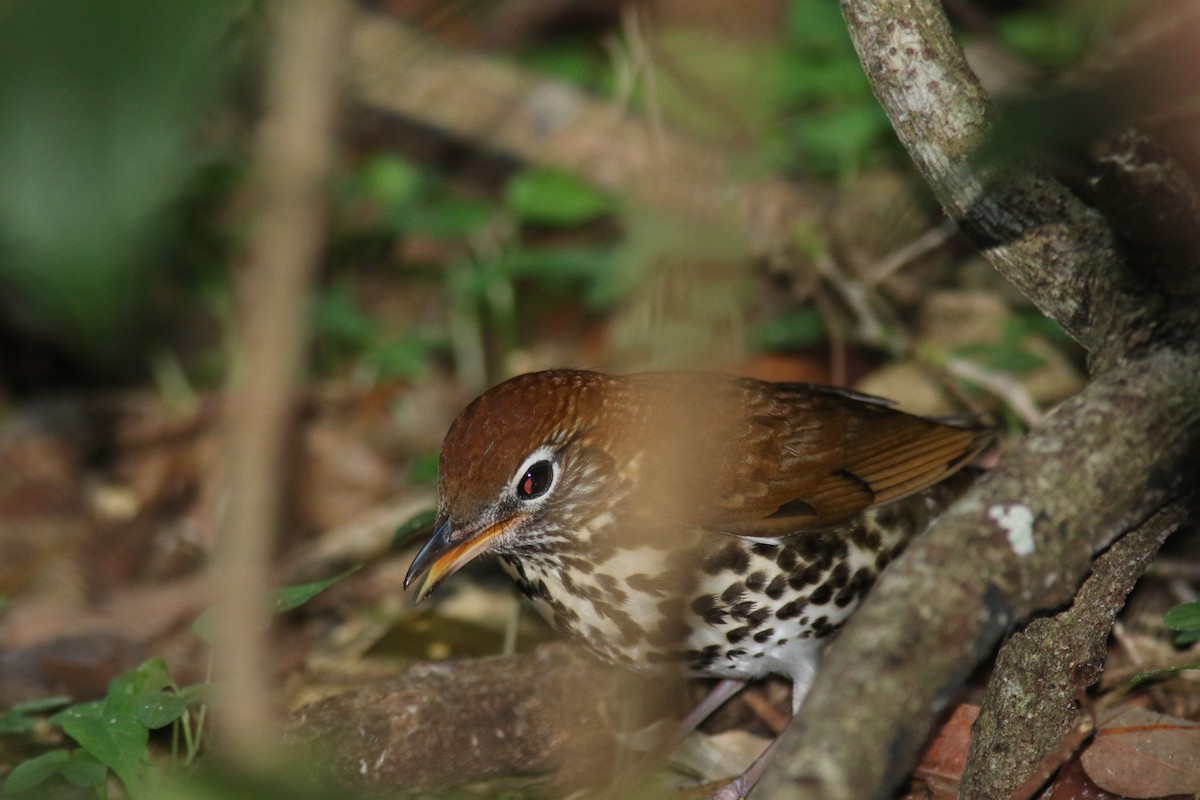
405, 369, 990, 797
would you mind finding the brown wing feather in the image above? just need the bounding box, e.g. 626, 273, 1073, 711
708, 381, 991, 539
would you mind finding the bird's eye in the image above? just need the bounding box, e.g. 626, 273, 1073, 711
516, 460, 554, 500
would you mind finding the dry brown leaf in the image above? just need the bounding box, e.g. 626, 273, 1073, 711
1080, 706, 1200, 798
1044, 758, 1124, 800
910, 703, 979, 799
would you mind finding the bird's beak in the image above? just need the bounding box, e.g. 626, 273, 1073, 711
403, 514, 522, 603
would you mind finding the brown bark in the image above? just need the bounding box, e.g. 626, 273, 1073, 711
960, 501, 1190, 799
284, 643, 676, 795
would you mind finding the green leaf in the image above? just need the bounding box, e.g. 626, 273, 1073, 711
954, 341, 1047, 376
313, 285, 377, 352
1130, 661, 1200, 686
192, 567, 362, 642
362, 332, 442, 380
1164, 602, 1200, 632
121, 658, 175, 697
1, 749, 71, 794
393, 508, 437, 550
400, 196, 493, 239
59, 698, 147, 798
135, 692, 191, 729
0, 696, 73, 735
754, 307, 827, 351
1176, 628, 1200, 647
504, 169, 614, 227
358, 154, 422, 209
997, 10, 1089, 69
793, 102, 892, 177
0, 1, 246, 362
786, 0, 857, 56
61, 750, 108, 789
272, 565, 362, 614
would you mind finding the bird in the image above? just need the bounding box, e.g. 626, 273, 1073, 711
405, 369, 991, 798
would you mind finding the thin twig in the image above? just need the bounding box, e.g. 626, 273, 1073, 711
212, 0, 349, 767
943, 356, 1044, 427
866, 221, 959, 285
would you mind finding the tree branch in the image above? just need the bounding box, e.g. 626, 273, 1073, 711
757, 2, 1200, 798
959, 499, 1190, 799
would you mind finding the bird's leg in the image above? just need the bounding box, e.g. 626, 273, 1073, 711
710, 733, 784, 800
609, 678, 746, 795
711, 670, 814, 800
670, 678, 747, 749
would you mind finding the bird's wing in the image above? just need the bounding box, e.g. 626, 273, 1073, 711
701, 382, 991, 539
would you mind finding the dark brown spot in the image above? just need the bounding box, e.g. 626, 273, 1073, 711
765, 575, 786, 599
730, 600, 757, 620
809, 583, 833, 605
703, 542, 750, 576
746, 607, 772, 628
721, 582, 746, 604
691, 594, 727, 626
812, 616, 838, 638
776, 599, 806, 620
745, 571, 767, 592
776, 546, 798, 572
753, 628, 775, 643
727, 626, 752, 644
751, 543, 780, 559
789, 563, 824, 590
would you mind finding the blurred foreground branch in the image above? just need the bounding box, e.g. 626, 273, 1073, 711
213, 0, 350, 766
759, 2, 1200, 799
347, 10, 821, 254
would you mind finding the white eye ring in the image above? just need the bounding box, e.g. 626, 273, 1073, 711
511, 446, 558, 502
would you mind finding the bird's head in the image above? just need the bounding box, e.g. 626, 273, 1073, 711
404, 370, 625, 602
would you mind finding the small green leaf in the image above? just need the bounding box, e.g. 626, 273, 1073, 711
193, 567, 363, 641
61, 750, 108, 788
1130, 661, 1200, 686
0, 696, 73, 735
60, 696, 147, 798
793, 102, 892, 177
1164, 602, 1200, 632
754, 307, 827, 351
135, 692, 191, 729
272, 565, 362, 614
359, 154, 422, 209
504, 169, 614, 227
314, 285, 377, 352
997, 10, 1089, 69
393, 508, 437, 550
119, 658, 175, 697
954, 341, 1047, 376
1176, 628, 1200, 647
362, 332, 442, 380
401, 196, 493, 239
1, 749, 71, 794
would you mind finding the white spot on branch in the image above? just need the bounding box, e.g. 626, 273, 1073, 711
989, 503, 1035, 556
